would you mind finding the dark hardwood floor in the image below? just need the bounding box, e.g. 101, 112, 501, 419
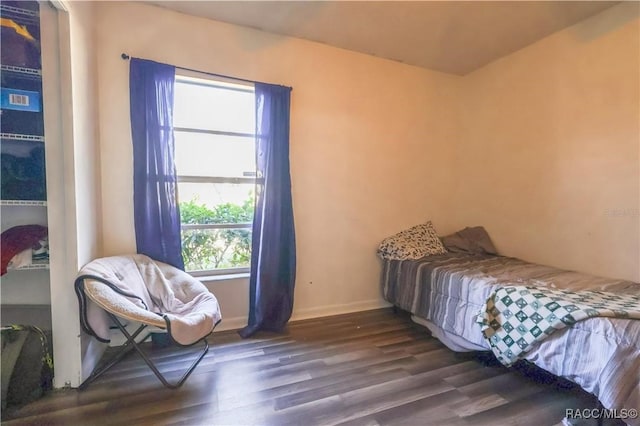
3, 308, 618, 426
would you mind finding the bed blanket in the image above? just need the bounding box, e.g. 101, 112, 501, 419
75, 254, 221, 346
477, 286, 640, 366
382, 254, 640, 415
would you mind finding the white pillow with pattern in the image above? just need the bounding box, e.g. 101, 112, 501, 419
377, 221, 447, 260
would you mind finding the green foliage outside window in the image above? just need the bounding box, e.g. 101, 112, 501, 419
180, 195, 254, 271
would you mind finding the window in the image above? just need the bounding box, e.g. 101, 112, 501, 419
173, 74, 256, 275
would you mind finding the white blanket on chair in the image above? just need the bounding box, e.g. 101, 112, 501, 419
75, 254, 222, 346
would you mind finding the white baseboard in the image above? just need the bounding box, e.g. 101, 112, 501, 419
291, 299, 392, 322
212, 299, 392, 333
213, 316, 248, 333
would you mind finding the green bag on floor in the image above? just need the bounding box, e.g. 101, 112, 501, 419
1, 325, 53, 412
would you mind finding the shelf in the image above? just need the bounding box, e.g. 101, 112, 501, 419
0, 200, 47, 206
0, 132, 44, 143
1, 305, 52, 329
0, 3, 39, 19
8, 260, 49, 271
0, 65, 42, 78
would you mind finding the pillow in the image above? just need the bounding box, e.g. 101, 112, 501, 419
440, 226, 497, 255
377, 221, 447, 260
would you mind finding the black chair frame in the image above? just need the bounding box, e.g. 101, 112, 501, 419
78, 312, 209, 390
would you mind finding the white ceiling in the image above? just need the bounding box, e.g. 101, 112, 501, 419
148, 1, 619, 75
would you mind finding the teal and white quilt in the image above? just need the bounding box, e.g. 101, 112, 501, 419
477, 285, 640, 366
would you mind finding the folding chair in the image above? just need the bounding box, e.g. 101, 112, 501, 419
74, 255, 222, 390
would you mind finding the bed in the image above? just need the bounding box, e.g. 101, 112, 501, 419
381, 250, 640, 420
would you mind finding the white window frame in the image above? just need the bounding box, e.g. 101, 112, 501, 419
174, 72, 256, 277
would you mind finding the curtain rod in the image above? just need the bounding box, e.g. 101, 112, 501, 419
120, 53, 291, 89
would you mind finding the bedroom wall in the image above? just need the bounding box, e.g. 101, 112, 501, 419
66, 3, 103, 270
452, 2, 640, 281
93, 1, 461, 329
65, 0, 105, 386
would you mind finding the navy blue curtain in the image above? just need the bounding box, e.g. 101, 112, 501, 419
129, 58, 184, 270
239, 83, 296, 338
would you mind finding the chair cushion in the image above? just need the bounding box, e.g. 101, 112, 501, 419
84, 279, 166, 329
76, 254, 222, 346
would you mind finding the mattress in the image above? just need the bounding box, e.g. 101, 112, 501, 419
382, 253, 640, 417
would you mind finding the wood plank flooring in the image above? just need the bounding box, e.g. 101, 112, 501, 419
3, 309, 621, 426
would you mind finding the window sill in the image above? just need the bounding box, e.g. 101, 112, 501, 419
195, 272, 250, 283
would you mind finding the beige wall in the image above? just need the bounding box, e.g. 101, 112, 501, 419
68, 2, 102, 270
66, 1, 106, 386
94, 1, 460, 327
453, 3, 640, 281
87, 1, 639, 332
